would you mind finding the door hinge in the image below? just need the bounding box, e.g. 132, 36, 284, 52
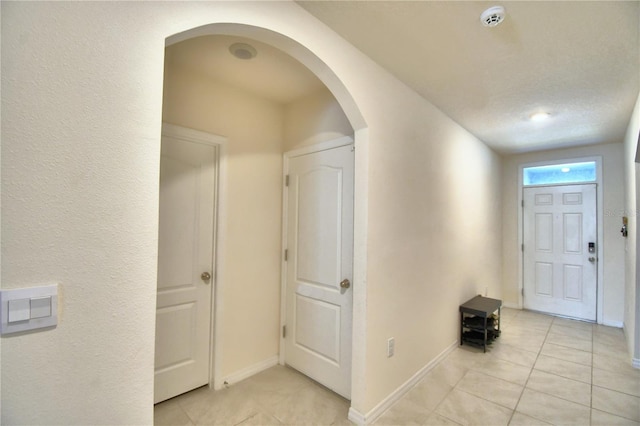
282, 325, 286, 338
284, 249, 288, 261
285, 175, 289, 187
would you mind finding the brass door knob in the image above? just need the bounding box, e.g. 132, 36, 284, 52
340, 279, 351, 289
201, 272, 211, 281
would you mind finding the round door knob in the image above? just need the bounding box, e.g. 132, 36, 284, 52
201, 272, 211, 281
340, 279, 351, 289
588, 257, 596, 263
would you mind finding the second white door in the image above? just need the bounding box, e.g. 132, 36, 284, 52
523, 184, 597, 321
284, 143, 354, 399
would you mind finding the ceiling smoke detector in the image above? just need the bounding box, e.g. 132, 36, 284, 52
229, 42, 257, 60
480, 6, 506, 27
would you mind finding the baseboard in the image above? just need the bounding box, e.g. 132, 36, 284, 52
348, 340, 458, 425
218, 355, 279, 388
632, 358, 640, 369
602, 320, 623, 328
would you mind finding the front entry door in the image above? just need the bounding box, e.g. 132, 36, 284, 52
284, 143, 354, 399
155, 131, 216, 403
523, 184, 597, 321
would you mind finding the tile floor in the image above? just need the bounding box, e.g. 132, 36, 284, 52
155, 308, 640, 425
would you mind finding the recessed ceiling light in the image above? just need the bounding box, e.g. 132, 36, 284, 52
229, 43, 257, 60
480, 6, 506, 27
530, 112, 551, 122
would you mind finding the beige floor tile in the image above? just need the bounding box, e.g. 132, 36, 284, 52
489, 342, 539, 368
593, 367, 640, 397
552, 317, 594, 331
525, 369, 591, 406
154, 398, 194, 426
404, 371, 454, 412
593, 340, 629, 361
593, 328, 627, 346
591, 409, 640, 426
592, 386, 640, 422
456, 370, 524, 409
429, 358, 469, 388
508, 412, 552, 425
191, 385, 261, 425
533, 354, 591, 383
499, 334, 546, 354
266, 384, 350, 425
374, 398, 431, 425
435, 389, 513, 426
539, 342, 592, 366
515, 388, 590, 425
507, 320, 551, 334
446, 346, 492, 370
593, 324, 625, 337
474, 358, 532, 386
236, 412, 282, 425
548, 323, 592, 341
593, 352, 638, 375
544, 333, 592, 352
423, 412, 462, 425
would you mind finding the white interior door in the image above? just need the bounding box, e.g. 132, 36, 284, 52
284, 143, 354, 399
155, 133, 216, 403
523, 184, 597, 321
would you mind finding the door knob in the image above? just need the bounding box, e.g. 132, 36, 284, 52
340, 279, 351, 289
201, 272, 211, 282
588, 257, 596, 263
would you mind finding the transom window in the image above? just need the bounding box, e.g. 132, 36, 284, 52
523, 161, 597, 186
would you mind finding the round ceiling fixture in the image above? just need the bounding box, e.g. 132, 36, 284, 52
480, 6, 506, 27
229, 43, 257, 60
530, 111, 551, 122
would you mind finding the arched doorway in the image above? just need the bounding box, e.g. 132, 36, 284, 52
157, 23, 368, 412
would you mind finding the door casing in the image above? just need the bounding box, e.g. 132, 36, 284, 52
517, 156, 604, 323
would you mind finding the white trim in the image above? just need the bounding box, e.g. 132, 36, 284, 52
279, 136, 355, 367
502, 302, 520, 310
347, 340, 458, 425
518, 156, 604, 324
632, 358, 640, 369
602, 320, 624, 328
219, 356, 279, 387
161, 123, 229, 392
285, 136, 354, 159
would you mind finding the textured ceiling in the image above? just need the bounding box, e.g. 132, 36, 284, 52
297, 1, 639, 154
166, 2, 640, 154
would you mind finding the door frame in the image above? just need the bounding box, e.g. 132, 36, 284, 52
279, 136, 355, 370
159, 123, 228, 391
517, 156, 604, 323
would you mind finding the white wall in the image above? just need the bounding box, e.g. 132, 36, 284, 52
502, 143, 626, 325
163, 63, 285, 379
623, 92, 640, 363
1, 1, 502, 422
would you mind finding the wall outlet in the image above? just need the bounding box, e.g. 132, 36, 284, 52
387, 337, 395, 357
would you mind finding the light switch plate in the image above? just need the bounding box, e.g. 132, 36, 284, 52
0, 284, 58, 335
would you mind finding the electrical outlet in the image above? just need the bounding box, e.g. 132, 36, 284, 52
387, 337, 395, 357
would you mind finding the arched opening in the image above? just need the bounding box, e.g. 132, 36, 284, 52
156, 23, 368, 417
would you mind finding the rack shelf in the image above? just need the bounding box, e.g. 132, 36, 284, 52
459, 295, 502, 352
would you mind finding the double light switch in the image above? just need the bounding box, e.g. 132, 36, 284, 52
1, 284, 58, 335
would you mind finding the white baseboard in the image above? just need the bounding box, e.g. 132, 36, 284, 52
632, 358, 640, 369
217, 355, 279, 389
502, 302, 520, 309
348, 340, 458, 425
602, 320, 623, 328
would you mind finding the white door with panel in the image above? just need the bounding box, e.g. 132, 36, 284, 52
155, 132, 216, 403
523, 184, 597, 321
284, 143, 354, 399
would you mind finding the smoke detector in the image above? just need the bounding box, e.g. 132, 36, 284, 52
229, 43, 257, 60
480, 6, 506, 27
